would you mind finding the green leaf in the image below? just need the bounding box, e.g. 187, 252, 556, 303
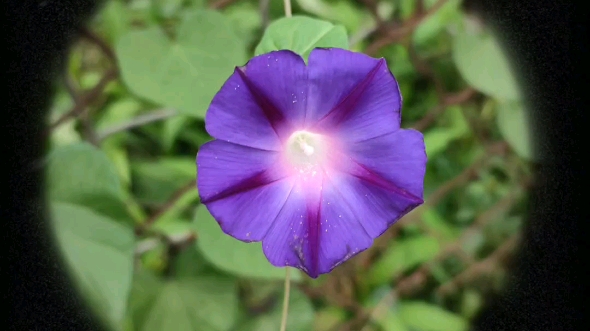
421, 207, 460, 241
225, 1, 262, 46
102, 139, 133, 189
162, 115, 192, 152
146, 279, 237, 331
460, 289, 483, 319
193, 206, 301, 281
173, 245, 216, 278
128, 269, 164, 325
152, 217, 194, 239
51, 202, 135, 330
295, 0, 372, 33
452, 20, 521, 100
48, 90, 80, 147
385, 44, 415, 78
398, 0, 417, 19
255, 16, 349, 61
99, 0, 130, 44
241, 287, 313, 331
47, 142, 131, 222
368, 235, 440, 285
96, 98, 144, 132
495, 99, 534, 160
412, 0, 461, 46
424, 106, 469, 158
131, 157, 196, 204
152, 0, 184, 19
179, 123, 212, 147
117, 9, 246, 117
377, 311, 409, 331
132, 276, 238, 331
424, 128, 460, 158
314, 306, 347, 331
398, 301, 469, 331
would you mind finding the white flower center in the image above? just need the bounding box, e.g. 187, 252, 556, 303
285, 130, 326, 168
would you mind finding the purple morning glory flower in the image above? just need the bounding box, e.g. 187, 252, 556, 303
196, 48, 426, 278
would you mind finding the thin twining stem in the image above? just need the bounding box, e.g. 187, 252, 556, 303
283, 0, 292, 17
279, 267, 291, 331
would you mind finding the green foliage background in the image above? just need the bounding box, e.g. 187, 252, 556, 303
46, 0, 534, 330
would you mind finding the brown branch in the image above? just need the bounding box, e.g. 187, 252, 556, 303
97, 108, 178, 142
359, 291, 397, 331
63, 73, 80, 101
47, 68, 118, 134
395, 186, 522, 297
407, 39, 445, 97
412, 87, 477, 132
46, 28, 120, 139
354, 141, 507, 271
403, 19, 477, 133
136, 181, 197, 235
354, 142, 517, 329
79, 27, 117, 63
259, 0, 271, 28
209, 0, 239, 9
357, 0, 384, 26
365, 0, 449, 56
435, 234, 520, 296
61, 70, 101, 146
357, 198, 521, 331
398, 141, 508, 227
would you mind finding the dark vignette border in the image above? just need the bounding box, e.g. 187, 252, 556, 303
6, 0, 585, 330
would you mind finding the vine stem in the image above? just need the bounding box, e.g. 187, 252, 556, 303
278, 2, 293, 329
283, 0, 292, 17
279, 268, 291, 331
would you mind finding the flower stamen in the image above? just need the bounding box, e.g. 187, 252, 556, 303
285, 131, 326, 169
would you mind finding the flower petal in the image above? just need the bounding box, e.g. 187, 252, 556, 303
329, 173, 422, 239
262, 172, 374, 277
259, 129, 425, 278
237, 50, 309, 140
197, 140, 294, 241
205, 67, 283, 151
315, 181, 374, 273
307, 48, 402, 142
199, 49, 426, 279
345, 129, 426, 202
262, 176, 323, 277
323, 129, 426, 238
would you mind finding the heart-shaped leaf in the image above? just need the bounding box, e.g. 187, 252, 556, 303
194, 206, 302, 281
51, 202, 135, 330
495, 99, 534, 160
117, 10, 246, 117
452, 18, 521, 100
129, 271, 238, 331
255, 16, 348, 61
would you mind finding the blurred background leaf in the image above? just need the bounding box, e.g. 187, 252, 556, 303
51, 202, 135, 331
116, 9, 246, 117
255, 15, 349, 59
239, 287, 313, 331
452, 16, 522, 100
194, 206, 302, 281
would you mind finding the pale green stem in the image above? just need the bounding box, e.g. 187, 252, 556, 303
279, 268, 291, 331
283, 0, 292, 17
